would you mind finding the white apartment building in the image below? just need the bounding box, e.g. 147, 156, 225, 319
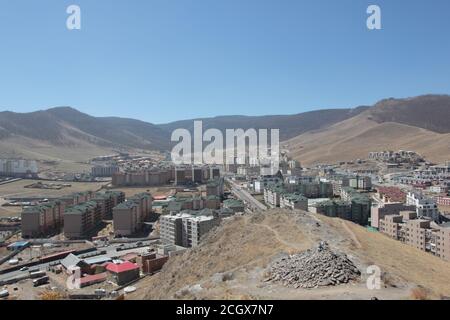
160, 212, 219, 248
406, 192, 440, 222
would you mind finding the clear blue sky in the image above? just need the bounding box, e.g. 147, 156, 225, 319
0, 0, 449, 123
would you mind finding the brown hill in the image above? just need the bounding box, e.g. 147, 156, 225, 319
0, 107, 170, 152
287, 95, 450, 165
128, 210, 450, 300
158, 107, 369, 141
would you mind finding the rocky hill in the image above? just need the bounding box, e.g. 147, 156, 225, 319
128, 210, 450, 300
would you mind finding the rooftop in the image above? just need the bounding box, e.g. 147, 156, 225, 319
106, 261, 139, 273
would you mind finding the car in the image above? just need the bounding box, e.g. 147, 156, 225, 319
19, 267, 29, 272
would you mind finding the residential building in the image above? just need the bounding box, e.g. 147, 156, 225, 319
160, 211, 220, 248
21, 201, 65, 238
206, 178, 224, 198
280, 193, 308, 210
406, 191, 440, 222
0, 159, 38, 178
436, 196, 450, 206
182, 212, 220, 247
91, 165, 119, 177
223, 199, 245, 213
112, 169, 171, 187
129, 192, 153, 222
159, 214, 184, 246
113, 201, 141, 237
435, 224, 450, 262
370, 202, 416, 229
64, 201, 102, 239
92, 191, 125, 219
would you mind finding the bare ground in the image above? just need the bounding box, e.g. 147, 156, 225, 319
126, 209, 450, 300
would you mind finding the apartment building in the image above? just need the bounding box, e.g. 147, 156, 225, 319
371, 202, 416, 228
348, 175, 372, 191
64, 201, 102, 239
280, 193, 308, 211
129, 192, 153, 222
435, 225, 450, 262
378, 210, 450, 262
182, 213, 220, 247
92, 191, 125, 219
254, 176, 283, 194
160, 211, 220, 248
91, 165, 119, 177
174, 167, 187, 185
295, 181, 333, 199
436, 196, 450, 206
113, 201, 140, 237
330, 176, 349, 196
379, 214, 404, 240
159, 214, 184, 246
206, 178, 224, 198
0, 159, 38, 178
112, 169, 171, 187
223, 199, 245, 213
21, 201, 65, 238
405, 219, 431, 251
310, 200, 352, 221
192, 166, 204, 183
205, 195, 221, 209
406, 191, 440, 222
264, 185, 284, 207
209, 167, 221, 180
60, 191, 95, 207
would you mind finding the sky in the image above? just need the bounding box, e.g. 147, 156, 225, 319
0, 0, 449, 124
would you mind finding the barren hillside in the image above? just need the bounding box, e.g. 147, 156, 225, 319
128, 210, 450, 300
286, 114, 450, 165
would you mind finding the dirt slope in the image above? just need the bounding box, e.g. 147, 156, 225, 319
286, 113, 450, 165
129, 210, 450, 300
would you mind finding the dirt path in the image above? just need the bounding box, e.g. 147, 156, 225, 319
254, 223, 305, 251
341, 221, 363, 249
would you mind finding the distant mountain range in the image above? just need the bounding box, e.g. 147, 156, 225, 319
0, 94, 449, 165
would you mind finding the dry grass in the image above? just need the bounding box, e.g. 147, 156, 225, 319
319, 216, 450, 298
0, 179, 108, 199
134, 212, 311, 299
108, 186, 174, 198
287, 115, 450, 166
40, 290, 67, 300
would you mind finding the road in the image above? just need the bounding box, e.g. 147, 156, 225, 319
225, 178, 267, 212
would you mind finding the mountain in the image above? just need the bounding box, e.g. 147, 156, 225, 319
0, 107, 170, 151
159, 107, 370, 141
0, 94, 449, 166
367, 95, 450, 133
287, 95, 450, 165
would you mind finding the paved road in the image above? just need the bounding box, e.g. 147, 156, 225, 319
226, 178, 267, 212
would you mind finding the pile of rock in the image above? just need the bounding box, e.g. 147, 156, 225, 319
267, 242, 360, 289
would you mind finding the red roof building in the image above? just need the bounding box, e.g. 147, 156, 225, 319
105, 261, 140, 285
106, 261, 139, 273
